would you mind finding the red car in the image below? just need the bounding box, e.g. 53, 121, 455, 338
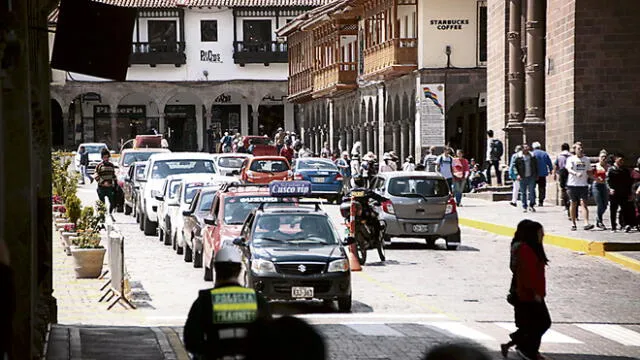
239, 156, 291, 184
243, 136, 277, 156
201, 184, 295, 281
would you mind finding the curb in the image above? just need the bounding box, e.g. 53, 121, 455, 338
459, 217, 640, 273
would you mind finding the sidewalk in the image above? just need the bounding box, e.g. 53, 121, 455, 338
457, 197, 640, 271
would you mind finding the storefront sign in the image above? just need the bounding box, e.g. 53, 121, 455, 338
430, 19, 469, 30
418, 82, 445, 148
118, 105, 146, 118
269, 181, 312, 197
214, 93, 232, 103
165, 104, 195, 118
201, 50, 222, 63
94, 105, 111, 116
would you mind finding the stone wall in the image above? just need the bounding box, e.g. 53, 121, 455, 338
486, 0, 509, 150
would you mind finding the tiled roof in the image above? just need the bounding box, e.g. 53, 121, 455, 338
94, 0, 326, 7
94, 0, 177, 6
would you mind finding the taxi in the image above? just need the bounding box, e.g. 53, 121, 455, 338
232, 181, 353, 312
201, 183, 296, 281
239, 156, 291, 184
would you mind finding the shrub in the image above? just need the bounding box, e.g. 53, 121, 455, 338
65, 195, 82, 225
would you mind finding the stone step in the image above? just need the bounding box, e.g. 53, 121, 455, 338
464, 191, 512, 202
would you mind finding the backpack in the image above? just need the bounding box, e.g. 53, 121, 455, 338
490, 139, 504, 160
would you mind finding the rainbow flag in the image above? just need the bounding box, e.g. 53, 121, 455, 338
423, 87, 443, 114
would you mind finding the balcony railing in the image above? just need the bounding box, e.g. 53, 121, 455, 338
363, 38, 417, 78
233, 41, 288, 65
313, 62, 357, 95
130, 41, 186, 66
289, 69, 313, 99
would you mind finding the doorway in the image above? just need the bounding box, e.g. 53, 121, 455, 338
445, 97, 486, 163
165, 105, 197, 151
253, 104, 284, 137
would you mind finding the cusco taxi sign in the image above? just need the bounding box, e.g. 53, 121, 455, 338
269, 181, 311, 197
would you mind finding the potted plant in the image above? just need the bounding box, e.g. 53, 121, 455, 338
70, 203, 107, 278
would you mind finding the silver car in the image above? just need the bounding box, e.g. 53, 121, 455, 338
369, 171, 461, 250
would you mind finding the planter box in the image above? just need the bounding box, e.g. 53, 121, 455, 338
61, 232, 77, 256
70, 247, 106, 278
55, 222, 74, 231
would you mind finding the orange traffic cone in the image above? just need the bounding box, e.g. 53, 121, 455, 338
348, 243, 362, 271
347, 195, 362, 271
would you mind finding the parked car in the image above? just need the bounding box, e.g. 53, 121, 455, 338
369, 171, 461, 250
242, 136, 277, 156
239, 156, 290, 184
122, 161, 147, 216
182, 187, 219, 268
139, 152, 216, 236
73, 142, 111, 174
292, 157, 343, 203
156, 175, 188, 245
212, 153, 252, 176
117, 148, 170, 188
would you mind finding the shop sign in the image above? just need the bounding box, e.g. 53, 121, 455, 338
201, 50, 222, 63
118, 105, 146, 118
214, 93, 232, 103
269, 181, 312, 197
94, 105, 110, 116
165, 105, 195, 117
430, 19, 469, 30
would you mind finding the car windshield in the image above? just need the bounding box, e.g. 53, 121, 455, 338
253, 214, 337, 245
218, 157, 245, 169
249, 160, 289, 173
247, 137, 273, 146
387, 177, 450, 198
83, 145, 107, 153
297, 159, 338, 171
223, 196, 295, 225
123, 152, 157, 166
151, 160, 215, 179
198, 192, 215, 212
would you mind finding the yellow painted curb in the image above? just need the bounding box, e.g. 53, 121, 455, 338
459, 217, 638, 272
162, 327, 190, 360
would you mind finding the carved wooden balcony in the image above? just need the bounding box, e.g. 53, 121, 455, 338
130, 42, 186, 66
288, 69, 314, 103
362, 38, 417, 80
233, 41, 288, 65
312, 62, 357, 98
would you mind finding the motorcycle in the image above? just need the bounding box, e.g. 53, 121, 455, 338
340, 190, 387, 265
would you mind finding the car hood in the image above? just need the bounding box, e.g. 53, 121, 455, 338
252, 244, 344, 263
88, 153, 102, 162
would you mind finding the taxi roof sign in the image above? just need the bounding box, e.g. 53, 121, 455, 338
269, 180, 311, 197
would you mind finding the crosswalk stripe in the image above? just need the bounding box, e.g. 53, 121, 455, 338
577, 324, 640, 346
421, 322, 495, 341
346, 323, 405, 337
494, 322, 582, 344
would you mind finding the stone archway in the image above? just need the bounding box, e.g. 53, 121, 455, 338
209, 91, 247, 152
447, 97, 484, 162
163, 92, 205, 151
51, 99, 65, 149
116, 92, 161, 150
68, 92, 110, 146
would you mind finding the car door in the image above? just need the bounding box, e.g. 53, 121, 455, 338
386, 176, 449, 220
183, 190, 200, 239
124, 165, 135, 204
203, 194, 220, 263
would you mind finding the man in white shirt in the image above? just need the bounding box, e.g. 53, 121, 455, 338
566, 144, 594, 231
436, 148, 455, 190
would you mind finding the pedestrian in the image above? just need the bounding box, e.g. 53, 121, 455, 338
607, 153, 634, 233
486, 130, 504, 185
279, 139, 295, 163
424, 343, 492, 360
184, 246, 271, 360
246, 316, 326, 360
274, 127, 286, 154
0, 237, 15, 360
423, 146, 439, 172
632, 158, 640, 231
566, 143, 594, 231
351, 141, 362, 159
94, 148, 117, 220
436, 147, 455, 190
361, 152, 376, 187
513, 144, 539, 212
335, 151, 351, 193
402, 155, 416, 172
379, 153, 395, 173
553, 143, 573, 219
508, 145, 523, 207
592, 150, 609, 229
452, 149, 470, 206
531, 142, 553, 207
161, 137, 169, 149
468, 164, 487, 191
77, 145, 92, 185
388, 151, 399, 171
320, 142, 331, 158
237, 139, 247, 153
220, 132, 233, 153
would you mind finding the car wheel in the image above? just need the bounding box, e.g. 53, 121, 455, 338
158, 228, 164, 243
446, 230, 461, 251
338, 295, 352, 313
184, 244, 193, 262
124, 204, 132, 215
176, 233, 184, 255
143, 214, 157, 236
139, 212, 144, 230
377, 237, 386, 262
204, 257, 213, 282
355, 232, 367, 265
425, 238, 436, 248
193, 247, 203, 268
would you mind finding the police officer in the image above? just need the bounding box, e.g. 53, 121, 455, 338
184, 247, 271, 359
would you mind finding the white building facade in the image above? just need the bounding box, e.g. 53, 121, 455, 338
50, 0, 324, 151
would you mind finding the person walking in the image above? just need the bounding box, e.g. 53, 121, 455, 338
279, 139, 295, 163
78, 145, 92, 185
94, 148, 118, 220
632, 158, 640, 231
452, 149, 470, 206
335, 152, 351, 193
566, 143, 594, 231
592, 150, 609, 229
512, 220, 551, 360
423, 146, 439, 172
436, 148, 455, 190
220, 132, 233, 153
607, 153, 634, 233
320, 142, 331, 158
486, 130, 504, 185
508, 145, 523, 207
402, 156, 416, 172
513, 144, 539, 212
184, 246, 271, 360
553, 143, 573, 219
379, 153, 395, 173
274, 127, 286, 154
531, 142, 553, 206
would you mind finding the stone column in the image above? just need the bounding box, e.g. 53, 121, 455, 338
328, 100, 335, 152
400, 122, 408, 161
409, 123, 415, 158
360, 126, 367, 153
346, 128, 353, 153
158, 114, 166, 135
524, 0, 545, 124
507, 0, 525, 126
110, 112, 118, 150
392, 124, 399, 156
252, 110, 259, 135
62, 111, 70, 149
366, 124, 373, 154
372, 123, 379, 157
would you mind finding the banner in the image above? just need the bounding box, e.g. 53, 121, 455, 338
418, 83, 446, 149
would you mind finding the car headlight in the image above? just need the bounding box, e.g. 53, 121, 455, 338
251, 259, 276, 274
327, 258, 350, 272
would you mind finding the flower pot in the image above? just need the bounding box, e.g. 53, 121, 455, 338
70, 247, 106, 278
55, 222, 74, 231
61, 232, 77, 255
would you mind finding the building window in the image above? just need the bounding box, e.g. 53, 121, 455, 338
478, 1, 487, 65
243, 20, 272, 44
201, 20, 218, 42
148, 20, 177, 52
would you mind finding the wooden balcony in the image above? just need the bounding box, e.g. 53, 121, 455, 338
233, 41, 288, 65
288, 69, 314, 103
312, 62, 357, 98
363, 38, 417, 80
130, 42, 186, 66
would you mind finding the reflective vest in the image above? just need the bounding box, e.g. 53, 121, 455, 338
210, 286, 258, 324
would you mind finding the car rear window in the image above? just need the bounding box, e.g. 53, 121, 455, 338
218, 157, 245, 168
247, 137, 273, 146
223, 196, 295, 225
249, 160, 289, 173
151, 160, 215, 179
83, 145, 107, 153
123, 152, 157, 166
387, 177, 450, 198
297, 159, 338, 171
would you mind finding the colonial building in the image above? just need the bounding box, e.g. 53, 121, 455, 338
488, 0, 640, 161
278, 0, 487, 161
49, 0, 327, 151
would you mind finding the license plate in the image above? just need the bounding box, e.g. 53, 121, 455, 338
412, 224, 429, 233
291, 286, 314, 298
312, 177, 325, 183
351, 191, 365, 197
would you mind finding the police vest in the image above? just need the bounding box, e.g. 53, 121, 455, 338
210, 286, 258, 324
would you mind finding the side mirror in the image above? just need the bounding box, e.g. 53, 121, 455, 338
231, 170, 240, 176
204, 215, 216, 226
155, 195, 164, 201
233, 237, 246, 246
124, 175, 131, 182
182, 210, 192, 216
342, 236, 355, 246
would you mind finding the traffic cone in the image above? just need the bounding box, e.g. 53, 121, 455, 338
348, 243, 362, 271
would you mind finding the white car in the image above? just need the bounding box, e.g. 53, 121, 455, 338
116, 148, 170, 187
140, 152, 217, 236
156, 175, 186, 245
73, 143, 111, 174
212, 153, 252, 176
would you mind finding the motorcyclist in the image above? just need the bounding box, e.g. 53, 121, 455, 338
342, 175, 388, 239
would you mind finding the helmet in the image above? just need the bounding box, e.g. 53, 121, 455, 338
214, 246, 242, 264
352, 175, 364, 187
